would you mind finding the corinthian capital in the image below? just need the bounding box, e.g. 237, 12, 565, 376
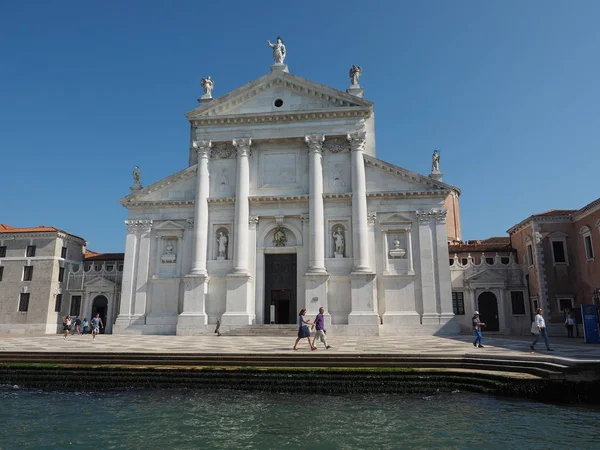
347, 130, 367, 152
304, 134, 325, 153
233, 138, 252, 157
125, 219, 153, 233
193, 140, 213, 159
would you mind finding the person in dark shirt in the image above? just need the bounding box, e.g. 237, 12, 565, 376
312, 307, 331, 350
472, 311, 485, 348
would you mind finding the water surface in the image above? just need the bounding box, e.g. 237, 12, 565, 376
1, 386, 598, 449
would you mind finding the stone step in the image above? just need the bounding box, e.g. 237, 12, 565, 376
225, 325, 298, 336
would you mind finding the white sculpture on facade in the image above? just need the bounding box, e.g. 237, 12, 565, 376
130, 166, 142, 191
349, 65, 362, 85
161, 240, 177, 263
217, 231, 228, 259
267, 36, 286, 64
333, 227, 345, 257
432, 150, 440, 172
200, 76, 214, 98
389, 235, 406, 258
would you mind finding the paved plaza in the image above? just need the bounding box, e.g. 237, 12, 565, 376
1, 334, 599, 362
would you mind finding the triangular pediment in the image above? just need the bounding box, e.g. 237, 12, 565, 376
465, 269, 507, 283
379, 212, 414, 224
186, 71, 372, 119
364, 155, 458, 194
120, 165, 197, 207
155, 220, 185, 231
84, 276, 116, 289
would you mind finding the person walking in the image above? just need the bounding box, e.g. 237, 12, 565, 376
63, 315, 72, 339
565, 313, 575, 338
74, 317, 82, 335
91, 313, 104, 341
293, 309, 316, 351
472, 311, 485, 348
531, 308, 553, 351
82, 318, 89, 335
215, 317, 221, 337
312, 307, 331, 350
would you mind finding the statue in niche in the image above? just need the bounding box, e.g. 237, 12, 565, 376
161, 239, 177, 263
217, 231, 228, 259
431, 150, 440, 172
333, 228, 345, 257
389, 235, 406, 259
349, 65, 362, 85
267, 36, 286, 64
393, 236, 401, 249
200, 76, 214, 97
273, 227, 287, 247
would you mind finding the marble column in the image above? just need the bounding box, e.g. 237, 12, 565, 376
115, 221, 139, 328
416, 210, 439, 325
132, 220, 153, 321
190, 140, 212, 276
348, 131, 371, 273
223, 139, 254, 328
347, 131, 378, 332
232, 138, 252, 275
433, 209, 457, 332
305, 134, 326, 274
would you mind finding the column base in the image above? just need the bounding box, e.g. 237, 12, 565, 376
304, 272, 329, 316
349, 272, 379, 327
422, 313, 441, 325
223, 273, 254, 327
176, 313, 209, 335
382, 311, 421, 326
180, 275, 209, 330
438, 313, 460, 335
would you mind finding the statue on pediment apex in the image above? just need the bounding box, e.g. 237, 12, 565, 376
431, 150, 440, 173
201, 76, 214, 97
267, 36, 286, 64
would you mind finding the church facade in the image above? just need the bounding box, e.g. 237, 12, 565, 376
114, 49, 460, 336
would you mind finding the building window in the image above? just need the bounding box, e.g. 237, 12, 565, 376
26, 245, 36, 257
511, 291, 526, 315
18, 293, 30, 312
527, 244, 534, 266
558, 298, 573, 312
70, 295, 82, 316
551, 240, 567, 264
58, 267, 65, 282
0, 266, 3, 281
55, 294, 62, 312
532, 298, 539, 312
584, 235, 594, 261
452, 292, 465, 315
461, 258, 468, 266
23, 265, 33, 281
61, 247, 67, 258
485, 257, 494, 265
501, 257, 510, 265
0, 246, 6, 257
449, 259, 454, 266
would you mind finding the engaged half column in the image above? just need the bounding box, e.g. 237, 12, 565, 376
189, 140, 212, 276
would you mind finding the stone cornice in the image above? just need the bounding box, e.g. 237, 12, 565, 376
191, 108, 370, 128
121, 165, 197, 206
126, 200, 195, 208
0, 231, 85, 245
573, 197, 600, 221
507, 214, 574, 235
249, 194, 309, 203
363, 155, 460, 195
366, 190, 449, 199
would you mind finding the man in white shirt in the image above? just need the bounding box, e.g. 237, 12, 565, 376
530, 308, 553, 351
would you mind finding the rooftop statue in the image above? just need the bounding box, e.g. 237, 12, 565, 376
349, 65, 362, 85
201, 76, 214, 97
267, 36, 286, 64
432, 150, 440, 173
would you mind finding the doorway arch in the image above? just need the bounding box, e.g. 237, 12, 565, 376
91, 295, 109, 334
477, 291, 499, 332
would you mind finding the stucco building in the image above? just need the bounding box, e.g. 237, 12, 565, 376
114, 49, 461, 336
0, 224, 86, 334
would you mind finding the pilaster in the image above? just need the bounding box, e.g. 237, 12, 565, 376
416, 210, 439, 325
132, 220, 153, 322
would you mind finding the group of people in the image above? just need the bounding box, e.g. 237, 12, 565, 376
293, 307, 332, 351
472, 308, 555, 351
63, 314, 104, 340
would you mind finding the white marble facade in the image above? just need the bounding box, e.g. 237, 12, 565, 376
114, 65, 460, 336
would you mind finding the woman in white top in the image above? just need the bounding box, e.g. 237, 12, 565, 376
530, 308, 553, 351
63, 315, 72, 339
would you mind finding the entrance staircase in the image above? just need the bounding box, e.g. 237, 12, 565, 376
225, 325, 298, 336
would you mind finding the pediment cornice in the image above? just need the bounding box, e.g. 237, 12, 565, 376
120, 165, 197, 207
364, 155, 459, 194
186, 71, 373, 121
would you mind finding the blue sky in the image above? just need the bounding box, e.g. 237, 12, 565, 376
1, 1, 598, 252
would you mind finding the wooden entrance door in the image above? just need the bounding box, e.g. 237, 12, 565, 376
478, 291, 499, 332
264, 254, 297, 324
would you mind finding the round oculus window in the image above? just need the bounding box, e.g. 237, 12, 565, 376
274, 98, 283, 107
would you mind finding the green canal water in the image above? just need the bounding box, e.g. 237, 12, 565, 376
1, 386, 599, 450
